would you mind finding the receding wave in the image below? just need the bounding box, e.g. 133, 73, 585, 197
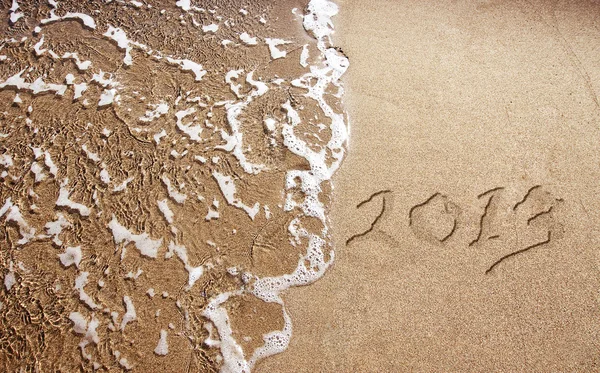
0, 0, 348, 372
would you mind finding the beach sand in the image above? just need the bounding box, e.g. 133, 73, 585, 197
258, 0, 600, 371
3, 0, 600, 372
0, 1, 347, 371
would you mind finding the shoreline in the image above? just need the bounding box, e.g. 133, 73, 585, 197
258, 0, 600, 371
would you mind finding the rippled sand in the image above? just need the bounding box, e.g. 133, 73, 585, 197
0, 0, 348, 371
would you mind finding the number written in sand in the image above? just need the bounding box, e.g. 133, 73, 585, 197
348, 186, 564, 275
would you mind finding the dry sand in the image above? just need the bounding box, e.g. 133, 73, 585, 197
258, 0, 600, 372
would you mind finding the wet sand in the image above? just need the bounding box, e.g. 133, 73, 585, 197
0, 1, 348, 371
258, 0, 600, 371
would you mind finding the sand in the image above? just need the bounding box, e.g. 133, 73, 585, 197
3, 0, 600, 372
257, 0, 600, 371
0, 1, 349, 371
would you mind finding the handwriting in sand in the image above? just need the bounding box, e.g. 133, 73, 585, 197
347, 186, 563, 274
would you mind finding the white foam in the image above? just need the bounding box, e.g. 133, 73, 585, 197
108, 215, 163, 258
204, 2, 350, 369
102, 27, 209, 84
57, 180, 91, 217
73, 83, 88, 99
225, 69, 244, 98
70, 312, 100, 342
213, 171, 260, 220
31, 162, 46, 182
169, 241, 204, 289
139, 102, 169, 122
0, 69, 68, 96
165, 57, 207, 81
157, 199, 174, 224
0, 154, 13, 168
216, 72, 269, 175
4, 262, 16, 290
112, 176, 134, 192
202, 291, 250, 373
248, 307, 292, 366
69, 311, 100, 360
34, 35, 47, 56
41, 9, 96, 29
64, 12, 96, 29
100, 168, 110, 184
58, 246, 83, 268
43, 151, 58, 177
303, 0, 338, 45
239, 32, 257, 45
92, 70, 118, 87
1, 198, 36, 245
176, 0, 190, 11
125, 269, 143, 280
103, 26, 135, 65
161, 175, 187, 204
154, 330, 169, 355
118, 356, 132, 370
9, 0, 23, 24
74, 272, 100, 310
69, 312, 88, 334
205, 198, 220, 221
82, 144, 100, 162
45, 212, 71, 246
120, 295, 137, 331
300, 44, 310, 67
264, 38, 291, 60
65, 74, 75, 85
98, 88, 119, 107
153, 129, 167, 144
264, 118, 277, 132
61, 52, 92, 71
203, 23, 219, 33
245, 71, 268, 97
175, 107, 203, 142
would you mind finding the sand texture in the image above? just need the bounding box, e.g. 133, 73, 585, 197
258, 0, 600, 372
3, 0, 600, 372
0, 0, 350, 371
